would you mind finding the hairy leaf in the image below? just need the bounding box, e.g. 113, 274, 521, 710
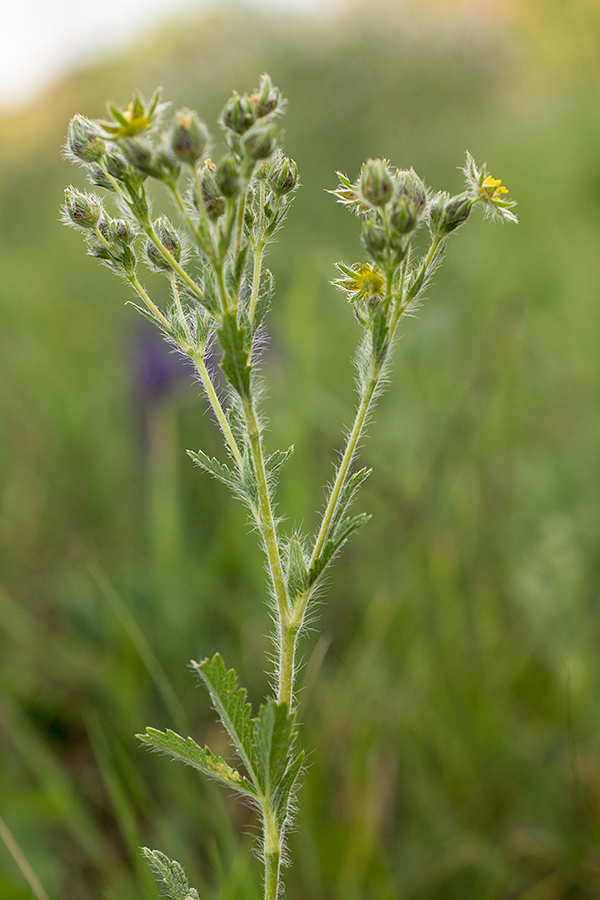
187, 449, 241, 492
191, 654, 260, 787
286, 537, 308, 603
138, 727, 257, 798
265, 445, 294, 476
218, 310, 251, 397
142, 848, 200, 900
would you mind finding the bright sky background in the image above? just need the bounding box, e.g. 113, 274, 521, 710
1, 0, 340, 110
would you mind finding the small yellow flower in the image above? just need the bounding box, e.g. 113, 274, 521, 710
463, 152, 518, 223
482, 175, 509, 202
333, 262, 384, 303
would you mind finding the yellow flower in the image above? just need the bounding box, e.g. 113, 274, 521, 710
333, 262, 384, 303
463, 152, 518, 223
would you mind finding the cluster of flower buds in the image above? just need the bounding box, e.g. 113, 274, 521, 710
332, 153, 516, 336
62, 75, 300, 361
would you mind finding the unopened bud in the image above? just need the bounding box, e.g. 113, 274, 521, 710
67, 115, 105, 163
427, 191, 449, 236
440, 193, 473, 234
389, 195, 417, 234
216, 155, 241, 198
361, 220, 388, 263
63, 187, 103, 229
396, 168, 427, 213
121, 138, 156, 177
242, 122, 278, 160
268, 156, 298, 195
170, 109, 210, 165
87, 164, 114, 191
221, 92, 254, 135
360, 159, 393, 207
109, 218, 135, 245
104, 150, 128, 182
198, 163, 226, 219
249, 74, 281, 118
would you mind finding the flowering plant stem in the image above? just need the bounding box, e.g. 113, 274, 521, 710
62, 75, 516, 900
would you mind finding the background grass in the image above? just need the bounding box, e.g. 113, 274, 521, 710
2, 1, 600, 897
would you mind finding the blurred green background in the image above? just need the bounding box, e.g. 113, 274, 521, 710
2, 0, 600, 897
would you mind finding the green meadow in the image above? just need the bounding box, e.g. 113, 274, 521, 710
2, 3, 600, 897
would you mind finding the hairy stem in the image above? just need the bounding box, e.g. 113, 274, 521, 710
243, 398, 290, 632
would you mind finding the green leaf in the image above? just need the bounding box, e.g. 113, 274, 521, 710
273, 748, 304, 827
328, 466, 371, 536
309, 513, 371, 586
191, 653, 260, 787
371, 305, 389, 367
202, 270, 220, 315
241, 446, 259, 506
187, 449, 242, 492
286, 537, 308, 603
137, 727, 257, 799
218, 310, 251, 397
265, 445, 294, 476
142, 848, 200, 900
253, 269, 274, 331
255, 701, 297, 796
331, 512, 371, 550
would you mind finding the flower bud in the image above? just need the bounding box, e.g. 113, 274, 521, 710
249, 74, 281, 118
170, 109, 210, 165
389, 195, 417, 234
360, 159, 393, 207
63, 187, 103, 229
121, 138, 157, 177
242, 122, 278, 160
216, 155, 241, 198
104, 150, 128, 182
87, 164, 114, 191
109, 218, 135, 245
221, 92, 255, 135
427, 191, 449, 236
439, 193, 473, 234
361, 220, 388, 264
156, 216, 182, 261
396, 168, 427, 213
67, 115, 105, 163
268, 155, 299, 195
198, 162, 226, 220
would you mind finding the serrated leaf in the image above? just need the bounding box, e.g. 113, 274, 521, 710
137, 727, 257, 798
265, 445, 294, 476
273, 749, 304, 827
218, 310, 251, 397
253, 269, 274, 331
142, 848, 200, 900
371, 305, 389, 367
241, 446, 259, 506
191, 653, 260, 787
227, 401, 247, 448
286, 537, 308, 603
127, 300, 167, 330
331, 512, 371, 551
255, 701, 297, 796
328, 466, 371, 536
187, 449, 242, 492
202, 270, 220, 315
